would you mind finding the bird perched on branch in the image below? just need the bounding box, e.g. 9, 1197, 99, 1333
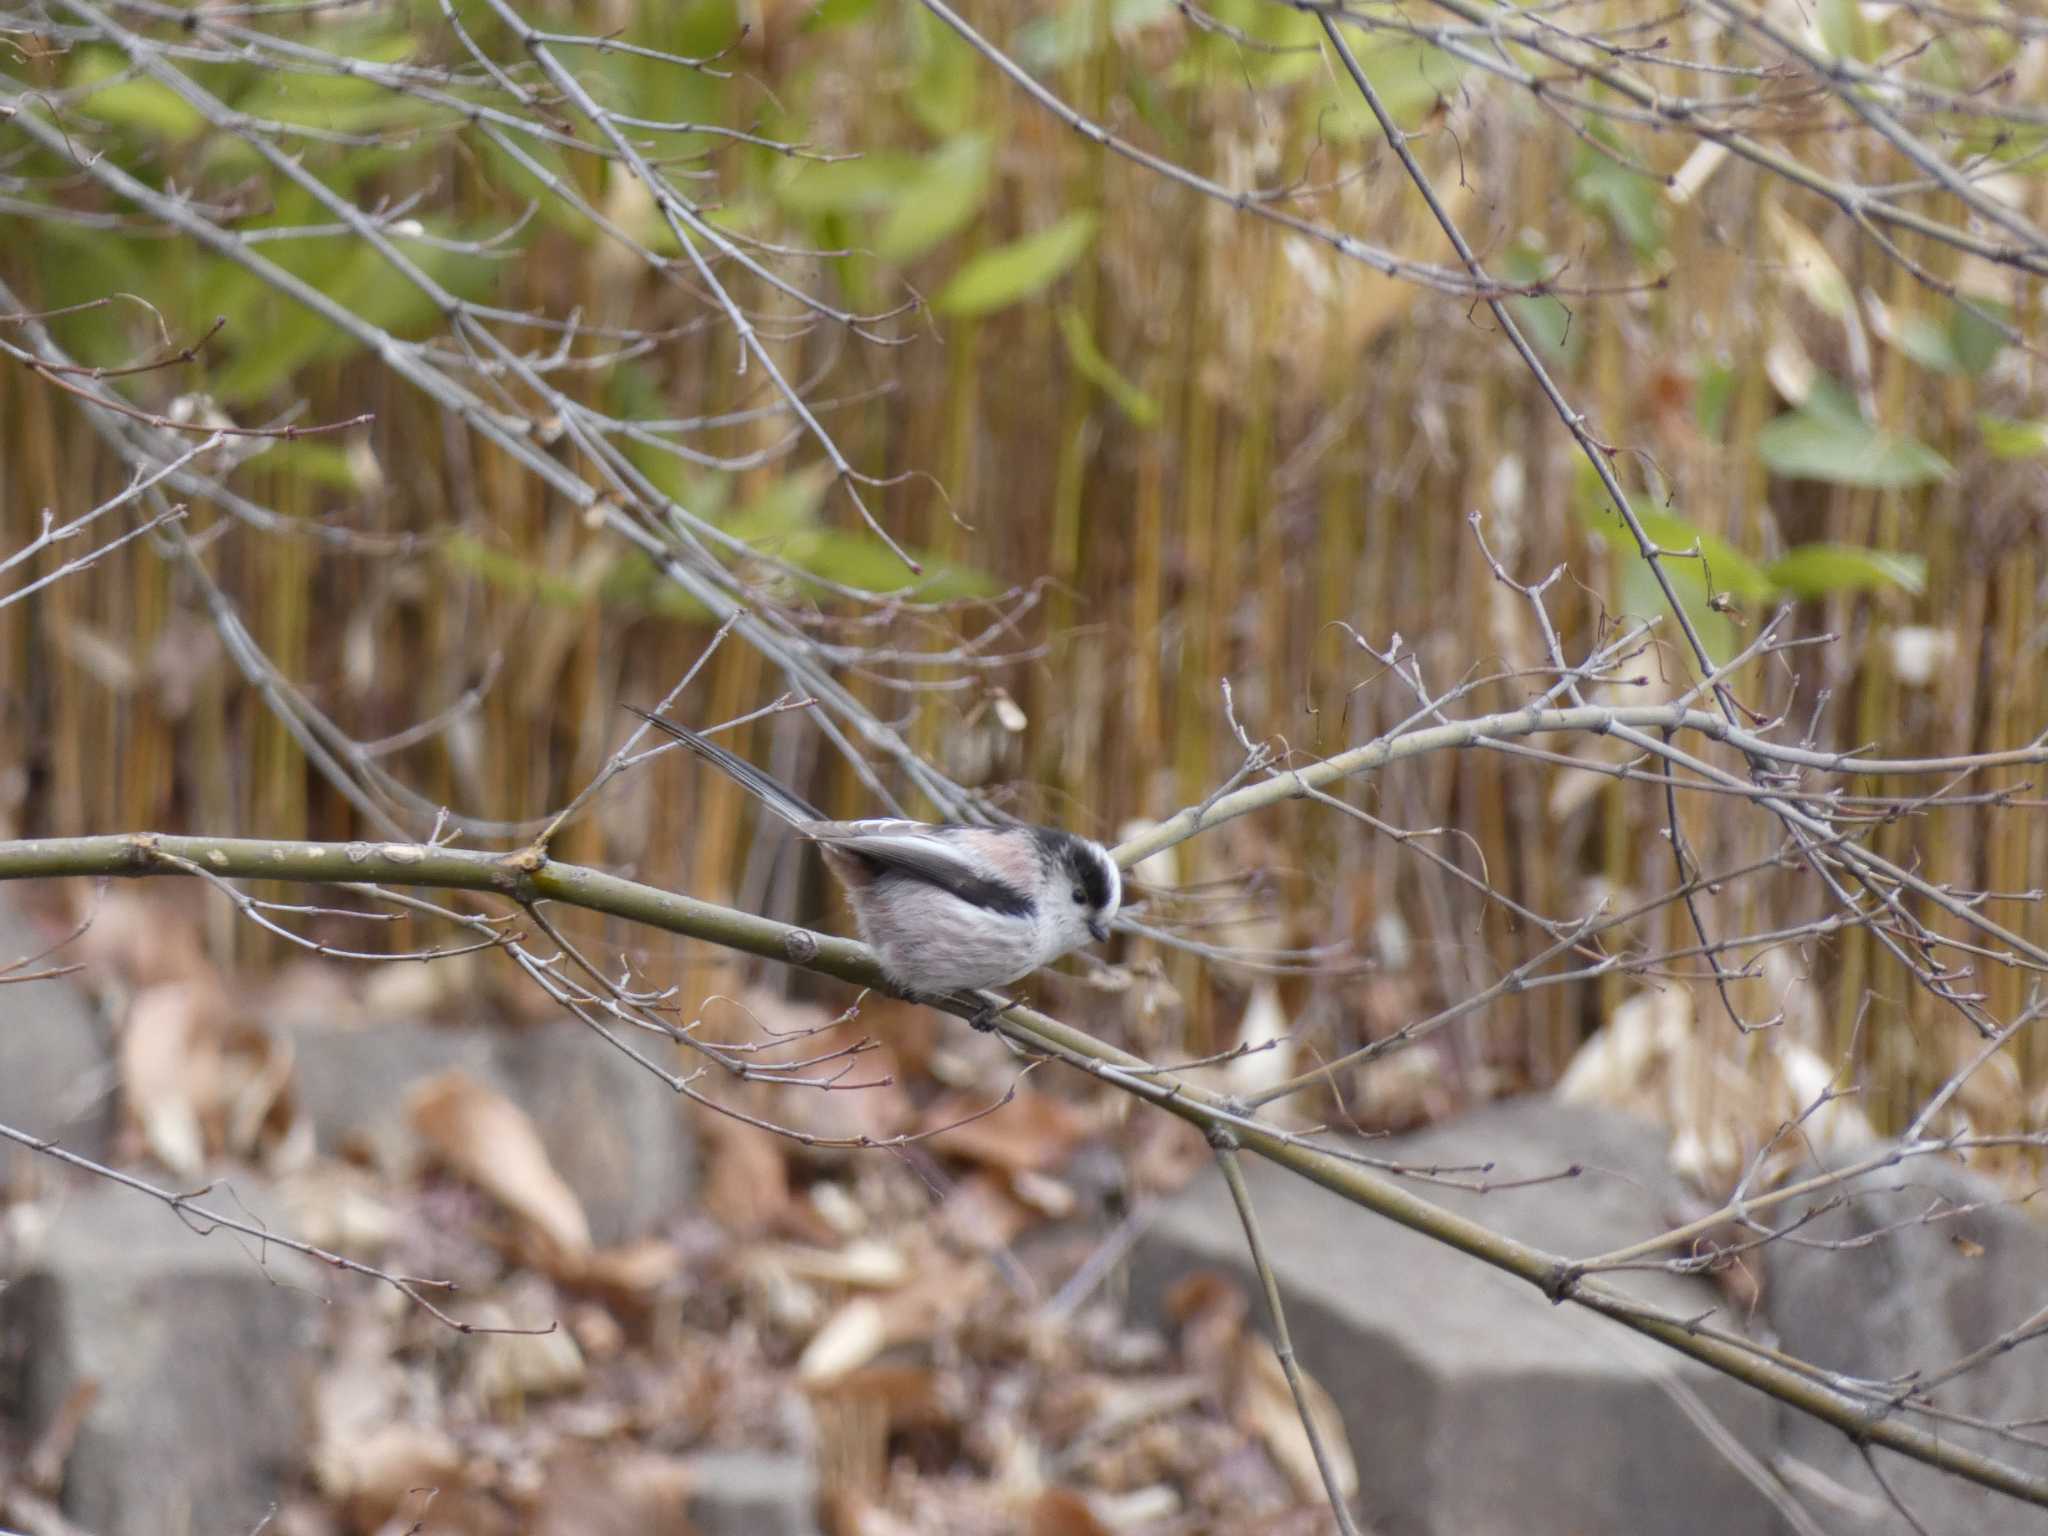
626, 707, 1120, 1019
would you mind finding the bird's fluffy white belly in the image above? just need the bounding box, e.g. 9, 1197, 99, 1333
851, 880, 1056, 994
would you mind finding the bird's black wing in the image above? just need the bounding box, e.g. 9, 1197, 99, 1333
810, 823, 1037, 918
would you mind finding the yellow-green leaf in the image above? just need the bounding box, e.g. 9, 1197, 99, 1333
936, 213, 1097, 317
1764, 545, 1925, 600
66, 51, 205, 143
1058, 306, 1159, 427
876, 136, 992, 263
1978, 414, 2048, 460
775, 153, 921, 217
1579, 495, 1775, 604
1758, 383, 1952, 488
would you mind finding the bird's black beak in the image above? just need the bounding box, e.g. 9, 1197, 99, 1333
1088, 917, 1110, 944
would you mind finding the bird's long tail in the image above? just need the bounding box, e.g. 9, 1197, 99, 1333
624, 706, 825, 827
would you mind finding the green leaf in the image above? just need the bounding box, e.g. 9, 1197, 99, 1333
1758, 384, 1953, 488
1894, 311, 1962, 375
65, 51, 205, 143
761, 528, 995, 601
211, 241, 496, 402
936, 212, 1098, 316
1764, 545, 1926, 600
1058, 305, 1159, 427
1579, 494, 1774, 603
1978, 413, 2048, 460
1616, 545, 1737, 672
1014, 0, 1174, 70
475, 134, 590, 240
1169, 0, 1322, 87
1818, 0, 1873, 61
1502, 243, 1581, 368
28, 225, 155, 360
875, 135, 993, 263
441, 532, 599, 610
252, 441, 363, 492
1895, 299, 2009, 376
1695, 359, 1738, 440
906, 3, 980, 138
1304, 40, 1463, 139
714, 467, 992, 599
802, 0, 878, 31
442, 535, 718, 622
1571, 129, 1666, 257
774, 152, 922, 216
1582, 482, 1922, 606
235, 31, 438, 134
1575, 479, 1760, 670
723, 465, 834, 540
1918, 35, 1967, 92
598, 551, 716, 621
1947, 300, 2008, 375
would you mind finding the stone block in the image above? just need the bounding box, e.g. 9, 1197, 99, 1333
0, 891, 115, 1162
1, 1181, 313, 1536
282, 1012, 500, 1173
1126, 1098, 1793, 1536
682, 1448, 821, 1536
1762, 1152, 2048, 1535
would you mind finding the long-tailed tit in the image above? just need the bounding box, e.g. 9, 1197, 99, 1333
627, 708, 1121, 1015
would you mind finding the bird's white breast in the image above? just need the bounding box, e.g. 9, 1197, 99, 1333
849, 878, 1062, 995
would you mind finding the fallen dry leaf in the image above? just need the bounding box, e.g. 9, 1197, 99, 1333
940, 1170, 1038, 1253
314, 1420, 465, 1532
1166, 1270, 1250, 1381
1234, 1336, 1359, 1507
257, 957, 361, 1031
1009, 1169, 1077, 1221
699, 1108, 794, 1238
362, 948, 478, 1019
1085, 1484, 1182, 1530
717, 993, 916, 1151
799, 1248, 996, 1382
873, 1251, 993, 1351
217, 1016, 302, 1167
806, 1361, 956, 1511
407, 1070, 592, 1261
468, 1311, 588, 1403
1030, 1487, 1114, 1536
1125, 1113, 1209, 1197
1054, 1375, 1207, 1455
568, 1303, 625, 1361
120, 978, 226, 1177
918, 1088, 1092, 1175
798, 1296, 889, 1381
575, 1237, 686, 1304
805, 1363, 949, 1430
531, 1447, 696, 1536
74, 887, 213, 989
746, 1238, 910, 1289
278, 1163, 398, 1257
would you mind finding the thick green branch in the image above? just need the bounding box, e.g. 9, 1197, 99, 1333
0, 832, 883, 985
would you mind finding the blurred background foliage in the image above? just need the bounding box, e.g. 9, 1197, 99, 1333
3, 0, 2045, 1147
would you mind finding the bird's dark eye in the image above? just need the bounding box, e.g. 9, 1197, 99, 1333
1071, 888, 1087, 905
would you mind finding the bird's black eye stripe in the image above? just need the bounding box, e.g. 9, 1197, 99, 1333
1038, 829, 1114, 912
